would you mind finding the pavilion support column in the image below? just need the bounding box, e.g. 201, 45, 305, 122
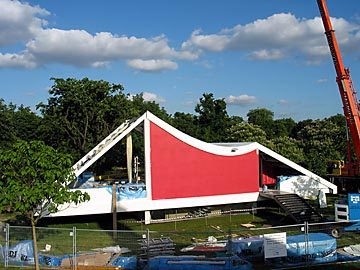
144, 211, 151, 225
112, 184, 117, 239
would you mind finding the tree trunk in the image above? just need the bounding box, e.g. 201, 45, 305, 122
31, 219, 40, 270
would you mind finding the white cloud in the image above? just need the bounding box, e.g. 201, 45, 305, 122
142, 91, 165, 103
182, 29, 230, 52
0, 0, 197, 70
277, 99, 289, 105
0, 0, 49, 46
183, 13, 360, 62
226, 94, 257, 106
127, 59, 178, 72
249, 49, 284, 60
1, 0, 360, 71
26, 30, 188, 67
0, 52, 36, 68
317, 78, 328, 83
127, 91, 165, 103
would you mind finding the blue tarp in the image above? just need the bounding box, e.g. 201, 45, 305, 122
227, 233, 337, 265
77, 171, 147, 199
110, 255, 138, 269
286, 233, 337, 264
105, 183, 147, 200
38, 254, 63, 267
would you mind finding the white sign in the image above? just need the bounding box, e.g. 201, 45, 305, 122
351, 194, 360, 204
264, 232, 287, 259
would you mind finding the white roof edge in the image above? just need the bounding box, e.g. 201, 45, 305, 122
146, 111, 257, 156
255, 142, 338, 194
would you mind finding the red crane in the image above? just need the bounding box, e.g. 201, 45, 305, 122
317, 0, 360, 180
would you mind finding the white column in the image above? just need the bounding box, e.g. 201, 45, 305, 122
144, 210, 151, 224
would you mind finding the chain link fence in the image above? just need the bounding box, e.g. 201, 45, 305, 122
0, 217, 359, 269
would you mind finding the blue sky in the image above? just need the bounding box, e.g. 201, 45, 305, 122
1, 0, 360, 121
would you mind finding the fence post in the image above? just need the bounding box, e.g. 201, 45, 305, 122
227, 228, 232, 255
147, 229, 150, 262
175, 209, 177, 231
112, 183, 117, 240
304, 221, 309, 265
72, 226, 77, 270
4, 223, 9, 268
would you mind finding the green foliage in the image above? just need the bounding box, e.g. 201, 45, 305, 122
228, 115, 244, 126
0, 100, 42, 151
226, 122, 269, 146
247, 108, 274, 138
291, 119, 313, 139
10, 104, 42, 142
0, 139, 90, 270
273, 118, 296, 138
194, 93, 230, 142
37, 77, 131, 159
296, 119, 343, 175
131, 93, 170, 121
172, 112, 199, 138
325, 114, 347, 156
270, 136, 305, 164
0, 140, 89, 223
0, 99, 16, 149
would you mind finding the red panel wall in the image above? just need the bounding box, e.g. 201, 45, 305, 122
150, 123, 259, 200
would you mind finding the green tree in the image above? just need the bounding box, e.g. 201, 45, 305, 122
270, 136, 305, 164
226, 122, 270, 146
273, 118, 296, 138
37, 77, 134, 162
9, 104, 42, 142
0, 140, 89, 270
247, 108, 274, 138
171, 112, 199, 138
195, 93, 229, 142
326, 114, 347, 157
228, 115, 244, 126
291, 119, 313, 139
297, 119, 343, 175
0, 99, 16, 149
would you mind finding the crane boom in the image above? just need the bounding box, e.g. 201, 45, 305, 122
317, 0, 360, 176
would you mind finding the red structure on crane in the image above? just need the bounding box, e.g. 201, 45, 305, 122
317, 0, 360, 186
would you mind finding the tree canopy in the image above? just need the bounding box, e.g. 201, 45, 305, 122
37, 78, 132, 159
195, 93, 230, 142
0, 140, 90, 269
247, 108, 275, 138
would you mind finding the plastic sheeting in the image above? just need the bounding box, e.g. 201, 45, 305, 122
110, 255, 138, 269
277, 175, 331, 200
0, 240, 63, 266
145, 255, 252, 270
227, 237, 264, 262
227, 233, 337, 265
286, 233, 337, 264
1, 240, 35, 265
105, 183, 147, 200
